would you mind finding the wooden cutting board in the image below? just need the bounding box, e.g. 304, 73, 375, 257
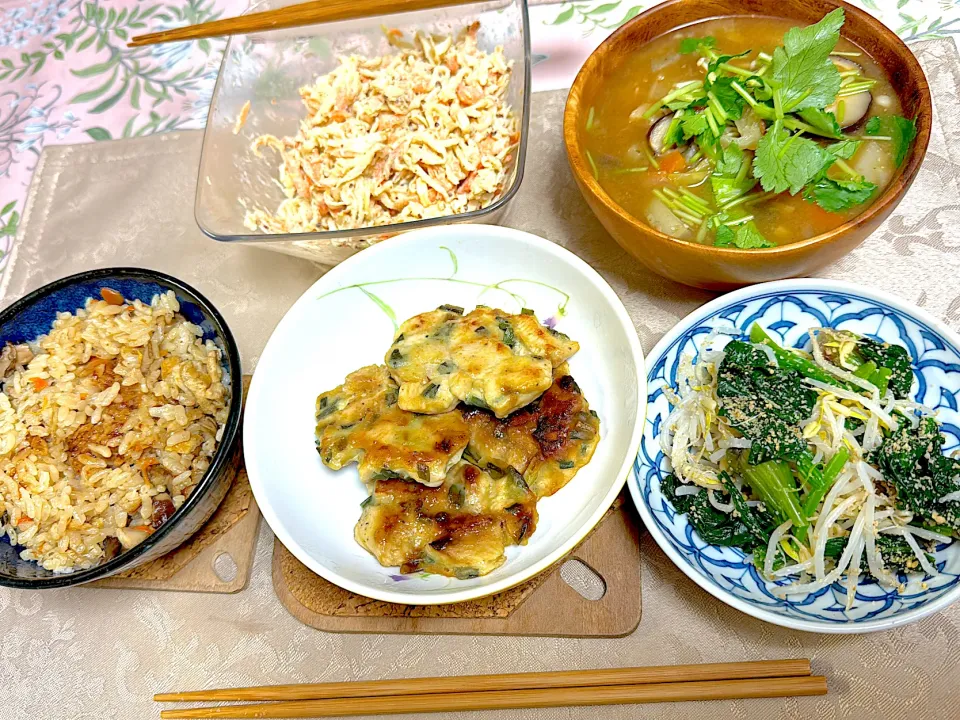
89, 377, 261, 594
89, 469, 261, 593
272, 501, 642, 637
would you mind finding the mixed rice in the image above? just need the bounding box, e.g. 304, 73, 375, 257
0, 289, 229, 572
243, 23, 520, 238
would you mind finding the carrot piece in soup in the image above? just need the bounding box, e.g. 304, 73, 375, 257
659, 150, 687, 174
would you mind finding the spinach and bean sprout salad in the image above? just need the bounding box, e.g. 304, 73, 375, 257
661, 324, 960, 606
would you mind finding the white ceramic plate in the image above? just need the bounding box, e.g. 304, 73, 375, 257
245, 225, 645, 604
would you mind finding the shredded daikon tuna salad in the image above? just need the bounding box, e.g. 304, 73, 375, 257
243, 23, 519, 238
660, 323, 960, 606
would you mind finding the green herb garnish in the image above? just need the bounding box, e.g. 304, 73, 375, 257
714, 222, 774, 249
634, 8, 914, 249
825, 139, 861, 160
771, 8, 844, 113
754, 120, 831, 195
804, 176, 877, 212
891, 116, 918, 166
679, 36, 716, 54
796, 107, 842, 138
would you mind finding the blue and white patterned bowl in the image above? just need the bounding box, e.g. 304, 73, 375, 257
630, 279, 960, 633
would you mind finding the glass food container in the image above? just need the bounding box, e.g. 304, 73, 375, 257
195, 0, 531, 265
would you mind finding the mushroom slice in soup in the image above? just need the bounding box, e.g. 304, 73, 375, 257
827, 56, 872, 128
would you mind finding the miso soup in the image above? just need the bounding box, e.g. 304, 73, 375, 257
579, 10, 916, 248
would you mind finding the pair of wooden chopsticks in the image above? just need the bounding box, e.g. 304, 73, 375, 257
155, 659, 826, 718
128, 0, 476, 47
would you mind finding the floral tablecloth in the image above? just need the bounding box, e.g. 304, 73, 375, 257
1, 0, 958, 276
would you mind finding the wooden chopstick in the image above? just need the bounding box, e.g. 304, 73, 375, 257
159, 676, 828, 718
155, 658, 811, 702
128, 0, 474, 47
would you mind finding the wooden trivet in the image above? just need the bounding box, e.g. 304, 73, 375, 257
89, 377, 261, 594
272, 500, 641, 637
90, 470, 260, 593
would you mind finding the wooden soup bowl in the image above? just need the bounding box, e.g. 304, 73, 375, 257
563, 0, 931, 290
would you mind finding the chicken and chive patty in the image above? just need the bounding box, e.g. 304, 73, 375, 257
314, 365, 470, 487
460, 364, 601, 498
314, 304, 600, 579
354, 461, 538, 578
385, 305, 579, 418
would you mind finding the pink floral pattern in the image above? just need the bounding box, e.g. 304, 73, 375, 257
0, 0, 240, 263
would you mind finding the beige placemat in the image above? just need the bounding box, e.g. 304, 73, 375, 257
3, 38, 960, 720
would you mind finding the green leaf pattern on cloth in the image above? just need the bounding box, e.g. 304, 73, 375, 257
0, 0, 955, 276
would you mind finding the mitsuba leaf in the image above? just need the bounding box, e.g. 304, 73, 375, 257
771, 8, 844, 112
679, 36, 716, 54
696, 132, 720, 161
706, 49, 751, 75
662, 114, 684, 150
753, 119, 831, 194
891, 115, 918, 167
714, 221, 774, 249
680, 111, 709, 139
803, 176, 876, 212
710, 146, 755, 207
665, 98, 697, 111
711, 177, 755, 207
801, 140, 874, 212
825, 139, 861, 160
732, 222, 773, 248
745, 75, 774, 102
715, 144, 745, 177
798, 107, 842, 137
706, 76, 745, 120
714, 225, 736, 247
861, 115, 916, 166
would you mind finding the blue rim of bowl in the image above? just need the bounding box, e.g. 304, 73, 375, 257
195, 0, 533, 245
628, 278, 960, 633
0, 267, 243, 589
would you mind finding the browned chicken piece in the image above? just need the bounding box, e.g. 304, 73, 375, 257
385, 306, 579, 418
355, 461, 538, 578
315, 365, 469, 487
459, 364, 601, 498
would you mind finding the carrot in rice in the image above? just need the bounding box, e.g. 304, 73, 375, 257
100, 287, 124, 305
